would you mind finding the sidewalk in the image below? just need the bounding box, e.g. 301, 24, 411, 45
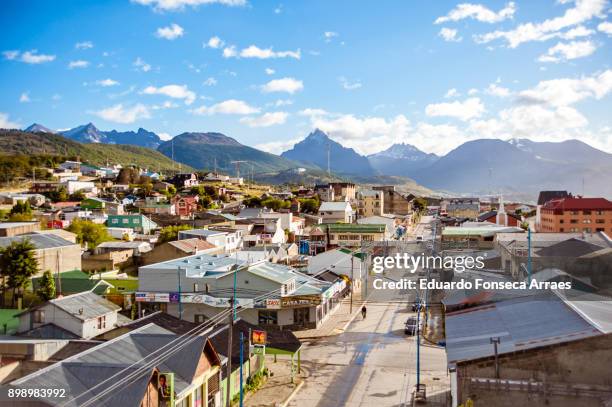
293, 292, 364, 340
244, 356, 303, 407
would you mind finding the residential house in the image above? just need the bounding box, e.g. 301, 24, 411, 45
96, 241, 153, 256
11, 324, 223, 407
179, 228, 231, 252
357, 215, 402, 239
538, 196, 612, 234
62, 180, 98, 196
16, 291, 123, 339
0, 221, 40, 237
31, 270, 112, 297
141, 238, 221, 266
356, 189, 384, 217
318, 201, 354, 223
106, 227, 135, 241
173, 195, 199, 216
168, 173, 199, 189
107, 214, 158, 234
29, 180, 61, 194
0, 233, 81, 276
307, 248, 365, 293
237, 218, 285, 247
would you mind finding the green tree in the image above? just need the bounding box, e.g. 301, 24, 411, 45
167, 185, 177, 196
0, 239, 38, 307
9, 201, 32, 217
36, 270, 56, 301
69, 190, 86, 201
413, 197, 428, 213
261, 198, 290, 211
46, 186, 69, 203
299, 198, 320, 214
159, 225, 192, 243
199, 195, 212, 210
67, 219, 112, 249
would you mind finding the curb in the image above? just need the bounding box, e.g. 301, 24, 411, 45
339, 299, 368, 332
296, 298, 368, 341
280, 380, 305, 407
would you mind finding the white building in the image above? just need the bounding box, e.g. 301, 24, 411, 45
62, 180, 98, 196
318, 201, 354, 223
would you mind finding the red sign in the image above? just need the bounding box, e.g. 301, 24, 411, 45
252, 330, 266, 345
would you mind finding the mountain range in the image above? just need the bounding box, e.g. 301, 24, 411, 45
281, 129, 377, 176
26, 122, 162, 149
16, 122, 612, 198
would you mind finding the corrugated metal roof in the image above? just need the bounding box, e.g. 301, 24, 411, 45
0, 233, 77, 249
50, 291, 120, 321
319, 201, 352, 212
445, 292, 605, 366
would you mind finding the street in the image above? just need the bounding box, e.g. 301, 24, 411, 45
290, 216, 449, 407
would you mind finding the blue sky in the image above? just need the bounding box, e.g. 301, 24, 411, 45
1, 0, 611, 155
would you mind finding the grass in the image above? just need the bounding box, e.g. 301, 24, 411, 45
0, 308, 21, 335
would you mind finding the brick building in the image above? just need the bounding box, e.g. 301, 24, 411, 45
538, 196, 612, 234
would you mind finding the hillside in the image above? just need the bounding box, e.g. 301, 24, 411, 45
368, 143, 439, 177
0, 129, 191, 172
158, 132, 310, 174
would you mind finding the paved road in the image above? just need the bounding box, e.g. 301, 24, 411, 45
290, 228, 449, 407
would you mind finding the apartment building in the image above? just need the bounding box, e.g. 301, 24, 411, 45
538, 196, 612, 233
356, 189, 384, 217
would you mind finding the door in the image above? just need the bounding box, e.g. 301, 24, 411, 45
293, 307, 310, 326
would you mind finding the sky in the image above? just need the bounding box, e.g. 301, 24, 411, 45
0, 0, 611, 156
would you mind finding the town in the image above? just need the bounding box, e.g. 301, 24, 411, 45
0, 159, 610, 407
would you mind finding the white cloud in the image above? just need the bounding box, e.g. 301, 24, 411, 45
299, 108, 328, 117
142, 84, 196, 104
75, 41, 93, 50
261, 77, 303, 94
324, 31, 338, 42
240, 111, 288, 127
222, 46, 237, 58
445, 88, 460, 98
560, 25, 594, 39
68, 60, 90, 69
151, 101, 179, 110
191, 99, 260, 115
485, 83, 511, 97
439, 27, 462, 42
19, 92, 30, 103
91, 103, 151, 124
134, 57, 151, 72
265, 68, 275, 75
132, 0, 246, 11
274, 4, 283, 14
435, 2, 516, 24
256, 138, 302, 155
203, 77, 217, 86
96, 78, 120, 87
425, 97, 485, 121
517, 69, 612, 107
273, 99, 293, 107
499, 104, 588, 137
223, 45, 301, 59
4, 50, 56, 64
475, 0, 606, 48
205, 36, 224, 48
598, 21, 612, 34
538, 40, 597, 62
158, 132, 173, 141
339, 76, 362, 90
0, 112, 21, 129
156, 23, 184, 40
467, 88, 479, 95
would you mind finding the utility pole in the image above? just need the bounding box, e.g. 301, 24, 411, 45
350, 254, 354, 314
416, 296, 421, 389
490, 337, 500, 379
177, 267, 183, 320
327, 143, 331, 176
527, 228, 532, 284
239, 331, 244, 407
225, 298, 234, 407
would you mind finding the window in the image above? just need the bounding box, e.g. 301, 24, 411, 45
122, 219, 128, 224
112, 219, 118, 224
571, 211, 579, 215
596, 219, 605, 224
194, 314, 207, 324
583, 219, 592, 224
133, 218, 140, 224
584, 228, 592, 233
583, 210, 591, 215
570, 219, 578, 224
362, 235, 373, 241
33, 310, 45, 323
559, 228, 564, 232
97, 315, 106, 330
559, 219, 564, 224
596, 228, 604, 232
259, 310, 278, 325
596, 210, 604, 215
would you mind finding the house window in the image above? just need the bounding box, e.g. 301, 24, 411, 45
112, 219, 118, 224
122, 219, 129, 224
583, 210, 591, 215
570, 219, 578, 224
97, 315, 106, 330
362, 235, 373, 241
33, 310, 45, 323
194, 314, 207, 324
133, 219, 140, 224
584, 227, 592, 233
259, 310, 278, 325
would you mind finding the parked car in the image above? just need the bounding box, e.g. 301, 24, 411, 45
405, 316, 418, 335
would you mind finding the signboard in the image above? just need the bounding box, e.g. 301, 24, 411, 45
281, 295, 321, 308
154, 293, 169, 302
135, 292, 155, 302
158, 372, 175, 407
252, 330, 267, 345
254, 298, 281, 309
251, 344, 265, 355
169, 292, 180, 303
135, 292, 254, 308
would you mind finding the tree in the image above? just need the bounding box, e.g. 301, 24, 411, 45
167, 185, 177, 196
46, 186, 69, 203
199, 195, 212, 210
36, 270, 56, 301
69, 190, 86, 201
67, 219, 112, 249
413, 197, 428, 213
299, 198, 320, 214
0, 239, 38, 307
159, 225, 192, 243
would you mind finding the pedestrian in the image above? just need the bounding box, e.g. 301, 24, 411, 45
361, 305, 367, 319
